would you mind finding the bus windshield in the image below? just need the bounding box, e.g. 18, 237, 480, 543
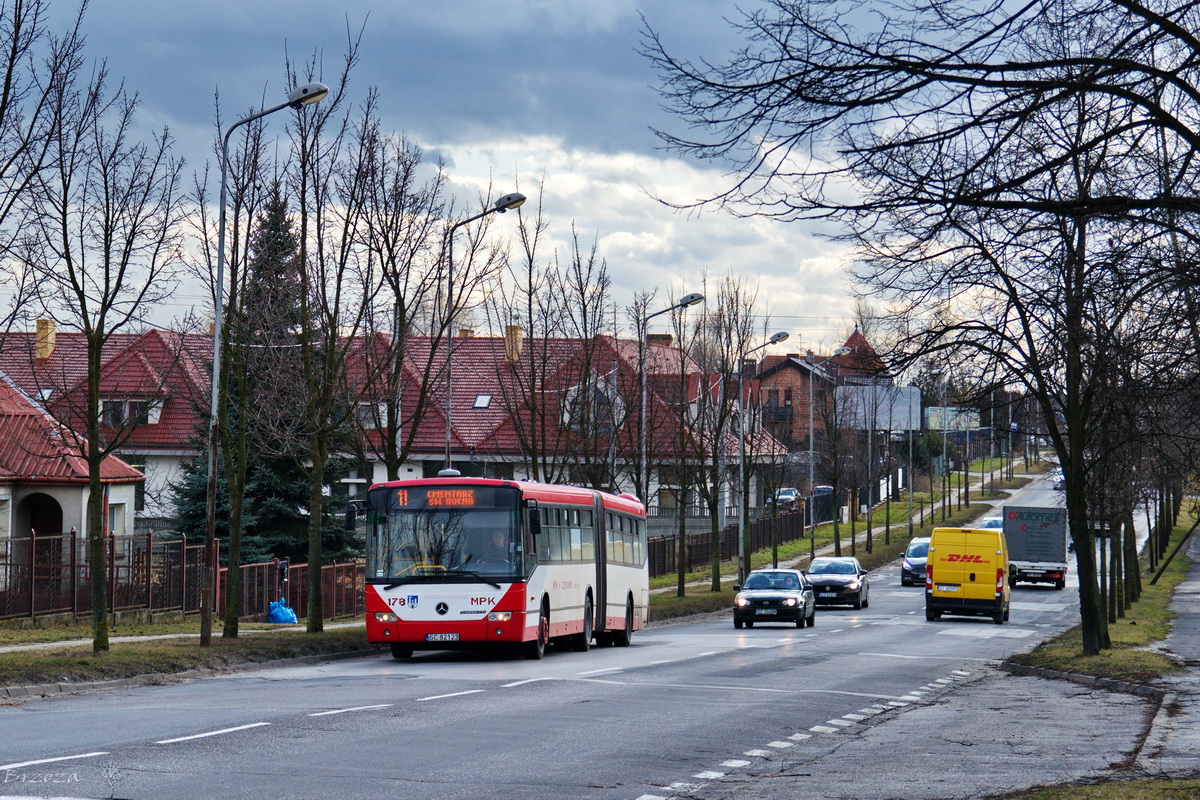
366, 485, 526, 582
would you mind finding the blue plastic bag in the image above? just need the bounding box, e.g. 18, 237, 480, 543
268, 598, 298, 624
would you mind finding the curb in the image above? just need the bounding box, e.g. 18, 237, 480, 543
1, 645, 388, 702
999, 661, 1166, 698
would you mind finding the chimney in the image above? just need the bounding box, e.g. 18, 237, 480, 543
504, 325, 524, 363
646, 333, 673, 348
785, 353, 799, 359
458, 328, 474, 338
35, 319, 56, 359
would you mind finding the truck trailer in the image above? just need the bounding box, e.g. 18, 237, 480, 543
1001, 506, 1068, 590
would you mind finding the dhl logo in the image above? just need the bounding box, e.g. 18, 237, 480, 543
943, 554, 985, 563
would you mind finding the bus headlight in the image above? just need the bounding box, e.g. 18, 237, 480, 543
488, 611, 513, 622
374, 612, 398, 623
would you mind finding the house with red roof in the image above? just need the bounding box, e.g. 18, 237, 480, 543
1, 319, 787, 523
756, 328, 893, 452
0, 371, 142, 548
0, 321, 209, 519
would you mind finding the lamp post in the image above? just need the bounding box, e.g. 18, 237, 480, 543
638, 293, 703, 502
201, 82, 329, 648
738, 331, 788, 583
440, 192, 526, 476
807, 346, 850, 558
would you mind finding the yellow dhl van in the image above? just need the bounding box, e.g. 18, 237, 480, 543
925, 526, 1011, 624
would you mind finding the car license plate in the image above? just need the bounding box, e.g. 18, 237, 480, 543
818, 592, 836, 598
936, 584, 959, 592
425, 632, 460, 642
755, 608, 778, 615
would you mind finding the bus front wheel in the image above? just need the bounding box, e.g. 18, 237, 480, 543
390, 644, 412, 660
524, 603, 549, 660
571, 596, 593, 652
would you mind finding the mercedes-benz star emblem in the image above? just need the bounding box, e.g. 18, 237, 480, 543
436, 602, 449, 615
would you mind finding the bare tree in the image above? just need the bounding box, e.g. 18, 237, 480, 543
21, 62, 184, 652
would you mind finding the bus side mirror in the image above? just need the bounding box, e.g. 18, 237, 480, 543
524, 499, 542, 552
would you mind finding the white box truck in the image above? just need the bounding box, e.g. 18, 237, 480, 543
1001, 506, 1069, 590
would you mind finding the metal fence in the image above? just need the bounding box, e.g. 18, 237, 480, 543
0, 530, 364, 623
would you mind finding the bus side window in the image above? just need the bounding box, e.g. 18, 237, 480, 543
569, 526, 583, 561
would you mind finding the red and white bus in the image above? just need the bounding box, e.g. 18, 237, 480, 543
363, 477, 649, 659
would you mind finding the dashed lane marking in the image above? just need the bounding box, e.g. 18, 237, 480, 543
416, 690, 485, 702
789, 733, 812, 741
577, 667, 624, 675
308, 704, 393, 716
744, 748, 774, 757
767, 740, 794, 748
809, 725, 839, 733
694, 771, 725, 779
156, 722, 271, 744
721, 759, 752, 768
0, 752, 108, 770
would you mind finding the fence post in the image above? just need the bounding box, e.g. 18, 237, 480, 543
71, 529, 79, 618
28, 529, 36, 619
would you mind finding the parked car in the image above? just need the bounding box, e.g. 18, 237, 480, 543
733, 568, 816, 628
1052, 471, 1066, 490
769, 487, 801, 509
805, 556, 870, 609
978, 517, 1004, 529
900, 537, 931, 586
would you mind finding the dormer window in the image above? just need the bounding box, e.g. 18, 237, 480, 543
102, 399, 151, 428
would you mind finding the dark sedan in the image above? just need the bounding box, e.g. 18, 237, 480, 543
805, 556, 870, 609
733, 568, 816, 628
900, 537, 930, 587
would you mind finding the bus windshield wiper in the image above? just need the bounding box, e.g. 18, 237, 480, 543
440, 569, 502, 589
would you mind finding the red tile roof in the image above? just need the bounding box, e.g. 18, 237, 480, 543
0, 374, 141, 483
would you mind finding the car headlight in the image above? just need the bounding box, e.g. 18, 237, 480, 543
903, 560, 913, 570
784, 598, 798, 606
846, 581, 860, 590
735, 596, 750, 607
374, 611, 398, 623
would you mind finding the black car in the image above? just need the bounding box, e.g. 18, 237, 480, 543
805, 556, 870, 609
733, 568, 816, 628
900, 537, 930, 587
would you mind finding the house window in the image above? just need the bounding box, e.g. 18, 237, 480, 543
355, 402, 388, 429
473, 394, 492, 409
102, 399, 150, 428
767, 389, 779, 408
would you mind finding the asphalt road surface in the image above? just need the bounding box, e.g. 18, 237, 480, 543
0, 476, 1127, 800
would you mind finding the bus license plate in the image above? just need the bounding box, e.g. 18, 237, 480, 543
755, 608, 777, 615
936, 584, 959, 592
425, 633, 460, 642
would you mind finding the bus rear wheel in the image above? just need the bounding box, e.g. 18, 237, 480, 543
524, 603, 549, 660
571, 596, 593, 652
612, 597, 634, 647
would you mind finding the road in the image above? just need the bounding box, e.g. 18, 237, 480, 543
0, 479, 1087, 800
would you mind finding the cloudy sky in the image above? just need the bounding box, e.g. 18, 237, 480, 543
47, 0, 861, 351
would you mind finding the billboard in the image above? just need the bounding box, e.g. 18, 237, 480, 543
925, 406, 980, 432
835, 385, 922, 431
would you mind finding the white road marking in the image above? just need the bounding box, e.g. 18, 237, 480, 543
767, 740, 794, 748
953, 670, 972, 676
809, 725, 839, 733
156, 722, 271, 744
634, 795, 669, 800
416, 690, 485, 702
842, 713, 866, 721
744, 749, 774, 757
899, 694, 923, 701
503, 678, 552, 687
936, 678, 954, 684
826, 719, 853, 727
308, 704, 393, 716
937, 627, 1036, 639
694, 770, 726, 779
858, 707, 882, 715
697, 651, 720, 656
0, 752, 108, 770
577, 667, 623, 675
650, 659, 675, 665
789, 733, 812, 741
887, 700, 910, 707
721, 759, 752, 768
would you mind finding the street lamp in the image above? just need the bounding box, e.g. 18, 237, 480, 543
738, 331, 788, 583
440, 192, 526, 477
807, 346, 851, 558
637, 292, 703, 502
203, 82, 330, 646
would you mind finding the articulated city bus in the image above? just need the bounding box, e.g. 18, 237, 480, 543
363, 477, 649, 660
